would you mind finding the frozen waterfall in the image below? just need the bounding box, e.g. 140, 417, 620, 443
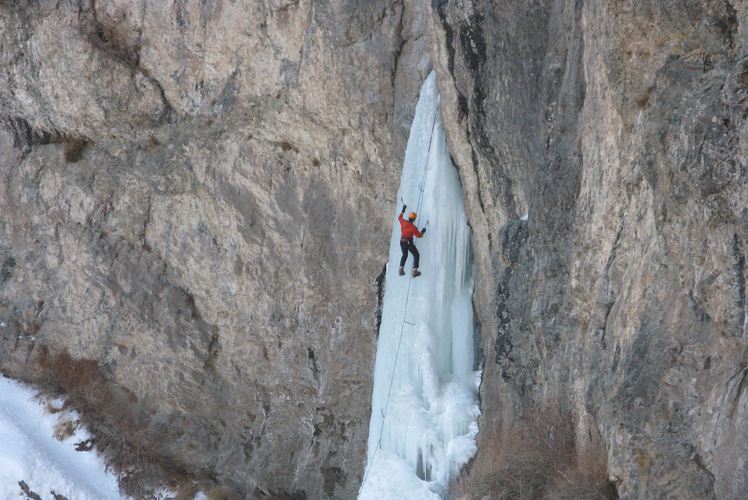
359, 72, 481, 499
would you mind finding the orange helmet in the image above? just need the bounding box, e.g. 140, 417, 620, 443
409, 212, 417, 220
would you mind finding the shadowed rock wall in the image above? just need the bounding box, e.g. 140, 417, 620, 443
430, 0, 748, 498
0, 1, 431, 497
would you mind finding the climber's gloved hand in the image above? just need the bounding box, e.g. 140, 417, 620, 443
402, 204, 407, 213
421, 228, 427, 235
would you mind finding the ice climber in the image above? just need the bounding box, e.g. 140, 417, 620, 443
398, 204, 427, 277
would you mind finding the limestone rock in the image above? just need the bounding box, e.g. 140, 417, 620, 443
0, 1, 431, 497
3, 0, 748, 498
430, 0, 747, 498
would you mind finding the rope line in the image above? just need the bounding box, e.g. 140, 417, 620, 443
359, 105, 439, 495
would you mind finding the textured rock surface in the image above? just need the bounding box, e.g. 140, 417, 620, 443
430, 0, 748, 498
0, 1, 431, 497
3, 0, 748, 498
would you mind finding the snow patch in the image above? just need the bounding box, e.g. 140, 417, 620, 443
0, 375, 126, 499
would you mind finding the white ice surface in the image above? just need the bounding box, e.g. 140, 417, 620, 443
360, 72, 481, 499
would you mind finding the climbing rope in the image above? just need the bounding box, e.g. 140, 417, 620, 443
359, 104, 439, 494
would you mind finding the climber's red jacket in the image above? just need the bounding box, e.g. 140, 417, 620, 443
398, 213, 423, 240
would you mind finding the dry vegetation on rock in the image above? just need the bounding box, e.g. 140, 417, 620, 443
25, 348, 191, 498
453, 403, 616, 500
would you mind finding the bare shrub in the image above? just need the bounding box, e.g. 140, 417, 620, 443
546, 441, 616, 500
452, 402, 615, 500
52, 416, 76, 441
29, 347, 190, 498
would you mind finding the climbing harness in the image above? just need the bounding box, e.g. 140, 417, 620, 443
359, 105, 439, 494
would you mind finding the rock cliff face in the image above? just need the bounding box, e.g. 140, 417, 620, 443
0, 1, 431, 497
2, 0, 747, 498
430, 0, 748, 498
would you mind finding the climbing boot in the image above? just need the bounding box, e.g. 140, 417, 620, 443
412, 268, 421, 278
398, 267, 405, 276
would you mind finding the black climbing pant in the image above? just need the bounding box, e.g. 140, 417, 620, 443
400, 239, 420, 268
